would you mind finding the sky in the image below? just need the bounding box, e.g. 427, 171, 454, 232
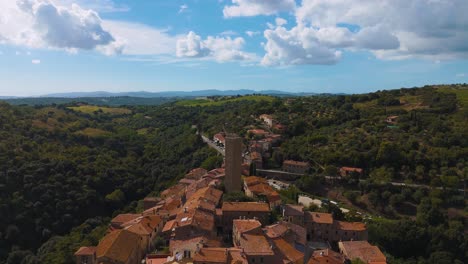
0, 0, 468, 96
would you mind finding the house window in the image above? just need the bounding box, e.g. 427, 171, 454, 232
252, 258, 255, 263
184, 250, 191, 258
260, 257, 264, 263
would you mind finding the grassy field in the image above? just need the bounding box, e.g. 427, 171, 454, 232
437, 86, 468, 106
176, 95, 275, 107
75, 128, 111, 137
68, 105, 132, 115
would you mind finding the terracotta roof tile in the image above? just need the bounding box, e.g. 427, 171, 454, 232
306, 212, 333, 224
336, 221, 367, 231
74, 246, 96, 256
238, 233, 275, 256
111, 214, 141, 226
244, 176, 267, 186
339, 241, 387, 264
193, 248, 229, 263
283, 204, 304, 217
308, 249, 345, 264
222, 202, 270, 212
233, 219, 262, 234
96, 230, 141, 263
272, 238, 304, 263
283, 160, 309, 167
264, 222, 307, 246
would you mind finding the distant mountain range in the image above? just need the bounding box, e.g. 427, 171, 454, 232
40, 89, 315, 98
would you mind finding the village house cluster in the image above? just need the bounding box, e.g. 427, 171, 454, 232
75, 130, 385, 264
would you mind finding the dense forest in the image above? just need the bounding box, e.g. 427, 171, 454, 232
0, 84, 466, 263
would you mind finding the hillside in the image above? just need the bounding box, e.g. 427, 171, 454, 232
0, 102, 219, 263
0, 84, 466, 264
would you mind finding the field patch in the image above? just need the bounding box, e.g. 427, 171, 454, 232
437, 86, 468, 106
75, 128, 111, 137
68, 105, 131, 115
176, 95, 275, 107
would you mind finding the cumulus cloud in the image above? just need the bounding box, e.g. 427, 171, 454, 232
294, 0, 468, 60
275, 17, 287, 26
261, 25, 342, 66
31, 59, 40, 64
32, 1, 114, 50
0, 0, 116, 51
223, 0, 296, 18
176, 31, 257, 62
0, 0, 179, 57
258, 0, 468, 65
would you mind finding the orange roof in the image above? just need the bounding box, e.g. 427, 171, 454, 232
272, 238, 304, 263
264, 222, 307, 246
308, 249, 345, 264
160, 183, 186, 198
214, 133, 226, 142
124, 215, 162, 236
193, 248, 231, 263
283, 160, 309, 167
162, 219, 176, 233
170, 235, 209, 254
263, 223, 288, 239
244, 176, 267, 186
307, 212, 333, 224
339, 241, 387, 264
186, 168, 208, 180
96, 230, 141, 263
283, 204, 304, 217
233, 219, 262, 234
251, 151, 262, 160
111, 214, 141, 226
74, 246, 96, 256
246, 182, 275, 195
340, 167, 363, 173
248, 129, 269, 135
336, 221, 367, 231
238, 233, 275, 256
222, 202, 270, 212
173, 208, 215, 233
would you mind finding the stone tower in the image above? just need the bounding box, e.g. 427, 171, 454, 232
225, 133, 242, 193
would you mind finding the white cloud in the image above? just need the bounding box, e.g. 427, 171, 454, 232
31, 59, 40, 64
101, 20, 178, 56
275, 17, 287, 26
178, 4, 188, 14
176, 31, 257, 62
57, 0, 130, 13
261, 25, 342, 66
21, 0, 115, 50
294, 0, 468, 61
259, 0, 468, 66
0, 0, 178, 57
0, 0, 116, 51
223, 0, 296, 18
245, 31, 260, 37
456, 73, 466, 78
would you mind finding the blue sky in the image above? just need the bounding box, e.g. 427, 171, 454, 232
0, 0, 467, 96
